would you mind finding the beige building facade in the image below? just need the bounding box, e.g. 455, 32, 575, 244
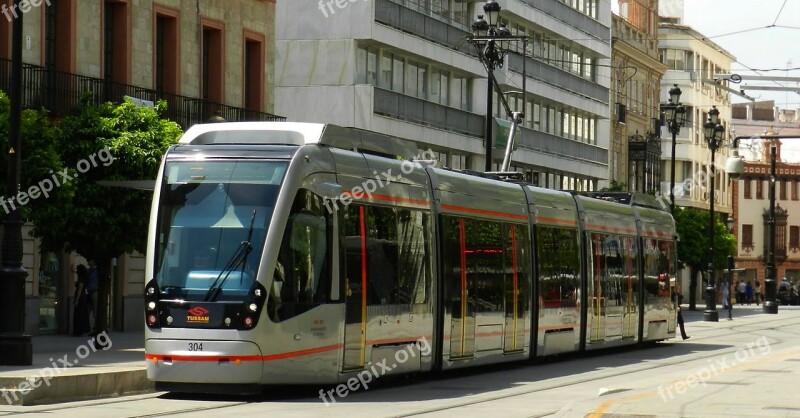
731, 104, 800, 295
610, 0, 666, 192
0, 0, 278, 334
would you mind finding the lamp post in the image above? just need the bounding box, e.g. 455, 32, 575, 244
764, 144, 779, 314
663, 84, 687, 213
703, 106, 725, 322
0, 6, 32, 365
726, 215, 735, 320
470, 1, 513, 172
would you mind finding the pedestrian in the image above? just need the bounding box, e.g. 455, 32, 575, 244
738, 280, 747, 305
677, 306, 690, 340
754, 280, 762, 305
86, 258, 99, 331
746, 281, 754, 305
72, 264, 91, 336
721, 281, 730, 309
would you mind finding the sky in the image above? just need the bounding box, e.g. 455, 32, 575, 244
662, 0, 800, 161
681, 0, 800, 109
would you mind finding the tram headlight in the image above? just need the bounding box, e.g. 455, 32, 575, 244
147, 314, 158, 326
248, 303, 258, 312
147, 287, 156, 295
243, 316, 254, 328
254, 288, 262, 297
147, 301, 156, 311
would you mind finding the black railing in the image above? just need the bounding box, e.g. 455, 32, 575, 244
0, 59, 285, 129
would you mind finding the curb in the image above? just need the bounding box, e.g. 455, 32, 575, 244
0, 369, 153, 406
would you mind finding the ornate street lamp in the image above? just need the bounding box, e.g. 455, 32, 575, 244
663, 84, 687, 213
703, 106, 725, 322
469, 1, 525, 173
0, 5, 32, 365
726, 215, 735, 320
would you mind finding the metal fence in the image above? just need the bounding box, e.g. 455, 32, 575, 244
0, 59, 285, 129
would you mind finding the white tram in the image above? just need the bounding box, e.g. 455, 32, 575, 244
144, 122, 677, 392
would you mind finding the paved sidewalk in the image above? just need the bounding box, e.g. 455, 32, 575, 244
0, 331, 149, 406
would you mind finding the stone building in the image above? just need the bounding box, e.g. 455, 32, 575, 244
610, 0, 666, 193
0, 0, 279, 334
730, 104, 800, 293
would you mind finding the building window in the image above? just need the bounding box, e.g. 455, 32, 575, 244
201, 20, 224, 104
794, 180, 799, 200
742, 224, 753, 249
790, 226, 800, 249
661, 49, 686, 70
756, 179, 763, 200
0, 0, 9, 60
104, 0, 130, 84
366, 47, 377, 86
780, 178, 787, 200
244, 33, 265, 112
154, 8, 179, 94
744, 178, 751, 199
379, 52, 392, 90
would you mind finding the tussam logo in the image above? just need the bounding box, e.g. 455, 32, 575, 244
187, 306, 210, 324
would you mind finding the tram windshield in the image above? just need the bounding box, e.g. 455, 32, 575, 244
153, 160, 287, 300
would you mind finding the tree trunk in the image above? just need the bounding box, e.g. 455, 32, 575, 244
95, 256, 113, 334
689, 266, 698, 310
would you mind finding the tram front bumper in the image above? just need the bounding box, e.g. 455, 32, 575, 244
146, 339, 263, 384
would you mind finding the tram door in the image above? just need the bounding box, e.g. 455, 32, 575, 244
450, 219, 476, 358
503, 225, 526, 352
342, 206, 367, 371
622, 237, 637, 339
588, 233, 608, 342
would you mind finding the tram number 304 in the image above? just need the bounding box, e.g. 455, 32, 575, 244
188, 342, 204, 351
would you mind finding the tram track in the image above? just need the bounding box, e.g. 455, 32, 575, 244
394, 314, 800, 417
4, 314, 798, 417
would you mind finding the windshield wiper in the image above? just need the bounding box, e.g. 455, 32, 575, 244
204, 210, 257, 302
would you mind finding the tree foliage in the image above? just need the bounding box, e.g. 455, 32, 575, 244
674, 206, 736, 309
0, 91, 73, 250
675, 207, 736, 270
1, 92, 182, 331
53, 98, 182, 259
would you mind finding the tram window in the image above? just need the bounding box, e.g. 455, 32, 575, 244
642, 239, 673, 302
588, 233, 633, 309
396, 209, 429, 304
464, 218, 504, 313
342, 204, 430, 306
268, 190, 331, 322
537, 226, 580, 308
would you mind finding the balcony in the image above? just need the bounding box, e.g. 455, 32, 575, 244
0, 59, 285, 129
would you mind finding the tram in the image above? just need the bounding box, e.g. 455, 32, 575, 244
144, 122, 677, 392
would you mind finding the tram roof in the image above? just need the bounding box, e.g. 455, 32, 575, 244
179, 122, 418, 160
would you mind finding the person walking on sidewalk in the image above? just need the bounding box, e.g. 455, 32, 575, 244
72, 264, 91, 336
755, 280, 762, 305
677, 306, 690, 340
721, 281, 730, 309
86, 258, 99, 330
746, 281, 754, 305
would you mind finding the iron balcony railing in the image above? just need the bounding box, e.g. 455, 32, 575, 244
0, 59, 285, 129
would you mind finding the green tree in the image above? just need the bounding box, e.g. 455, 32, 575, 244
674, 207, 736, 310
51, 98, 182, 332
600, 180, 627, 192
0, 91, 72, 251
